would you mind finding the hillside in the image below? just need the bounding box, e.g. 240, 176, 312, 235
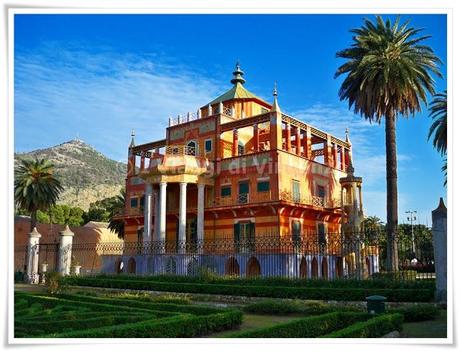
14, 139, 126, 210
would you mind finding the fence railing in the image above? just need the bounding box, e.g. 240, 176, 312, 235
14, 232, 435, 281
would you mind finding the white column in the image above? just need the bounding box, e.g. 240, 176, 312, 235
58, 225, 74, 276
143, 183, 153, 243
432, 197, 447, 304
178, 182, 187, 253
159, 182, 168, 246
154, 188, 159, 240
26, 227, 41, 284
197, 183, 205, 253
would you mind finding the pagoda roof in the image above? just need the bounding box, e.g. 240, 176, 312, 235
207, 82, 269, 106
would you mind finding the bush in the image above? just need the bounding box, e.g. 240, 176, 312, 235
45, 272, 67, 295
48, 310, 243, 338
372, 270, 417, 281
230, 312, 369, 338
64, 277, 434, 302
322, 313, 404, 338
389, 304, 440, 322
242, 299, 357, 315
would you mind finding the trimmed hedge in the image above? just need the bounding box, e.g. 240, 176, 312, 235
65, 277, 434, 302
68, 273, 434, 290
322, 313, 404, 338
48, 310, 243, 338
242, 299, 358, 315
230, 311, 369, 338
389, 304, 440, 322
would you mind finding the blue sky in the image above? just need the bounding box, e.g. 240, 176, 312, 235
14, 14, 447, 225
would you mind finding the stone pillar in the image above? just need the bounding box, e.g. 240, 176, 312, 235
58, 225, 74, 276
232, 129, 239, 157
304, 127, 312, 159
140, 153, 145, 170
270, 110, 283, 150
197, 183, 205, 253
26, 227, 41, 284
154, 188, 160, 240
324, 135, 333, 167
253, 124, 259, 153
341, 147, 346, 171
432, 197, 447, 304
286, 123, 291, 152
159, 182, 167, 247
143, 182, 153, 243
333, 144, 339, 168
295, 127, 301, 155
178, 182, 187, 254
207, 104, 212, 116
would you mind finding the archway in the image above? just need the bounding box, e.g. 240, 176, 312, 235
321, 257, 329, 280
335, 257, 343, 278
311, 257, 318, 278
225, 257, 240, 276
299, 256, 307, 278
127, 257, 136, 274
115, 258, 123, 274
246, 256, 261, 277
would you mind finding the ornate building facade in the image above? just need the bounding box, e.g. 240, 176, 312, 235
110, 63, 377, 278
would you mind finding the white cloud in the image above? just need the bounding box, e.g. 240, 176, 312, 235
15, 46, 225, 160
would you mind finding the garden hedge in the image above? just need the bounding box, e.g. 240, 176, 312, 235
321, 313, 404, 338
48, 310, 243, 338
229, 311, 369, 338
67, 274, 434, 290
242, 299, 358, 315
65, 277, 434, 302
389, 304, 440, 322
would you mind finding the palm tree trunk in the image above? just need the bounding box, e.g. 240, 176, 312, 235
30, 210, 37, 232
385, 112, 399, 272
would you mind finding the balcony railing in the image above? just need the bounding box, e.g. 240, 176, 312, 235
280, 190, 340, 209
165, 145, 199, 156
209, 191, 273, 207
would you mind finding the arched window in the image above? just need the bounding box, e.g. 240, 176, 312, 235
246, 256, 261, 277
299, 256, 307, 278
321, 257, 329, 280
311, 257, 318, 278
225, 257, 240, 276
186, 141, 197, 156
127, 257, 136, 274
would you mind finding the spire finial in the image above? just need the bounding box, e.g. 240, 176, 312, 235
230, 61, 246, 85
345, 128, 350, 143
270, 81, 281, 113
129, 129, 136, 148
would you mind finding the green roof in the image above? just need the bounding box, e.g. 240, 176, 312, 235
207, 82, 268, 106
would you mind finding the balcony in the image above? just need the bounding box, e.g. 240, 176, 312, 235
208, 191, 274, 208
279, 190, 340, 209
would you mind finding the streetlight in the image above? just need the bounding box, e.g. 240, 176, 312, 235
405, 210, 417, 256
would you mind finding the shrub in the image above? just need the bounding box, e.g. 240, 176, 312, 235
372, 270, 417, 281
242, 299, 357, 315
322, 313, 404, 338
64, 277, 434, 302
45, 272, 67, 295
389, 304, 440, 322
230, 312, 369, 338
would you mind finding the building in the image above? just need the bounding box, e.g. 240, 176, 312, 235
111, 63, 377, 278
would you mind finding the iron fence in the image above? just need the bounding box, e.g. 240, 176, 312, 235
65, 231, 435, 280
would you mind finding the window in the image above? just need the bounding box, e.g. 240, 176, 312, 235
318, 223, 326, 245
317, 185, 326, 199
221, 185, 231, 197
238, 181, 249, 204
292, 220, 301, 243
140, 196, 145, 210
234, 221, 255, 253
205, 139, 212, 153
186, 141, 197, 156
292, 180, 300, 202
257, 181, 270, 192
130, 198, 138, 208
238, 141, 244, 156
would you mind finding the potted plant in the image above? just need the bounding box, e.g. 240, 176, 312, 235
70, 256, 81, 276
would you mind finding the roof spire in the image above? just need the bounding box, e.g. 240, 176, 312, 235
129, 129, 136, 148
270, 81, 281, 113
345, 128, 350, 143
230, 61, 246, 85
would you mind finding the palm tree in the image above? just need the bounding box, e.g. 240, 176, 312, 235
108, 189, 126, 239
335, 16, 442, 271
15, 158, 64, 231
428, 90, 447, 186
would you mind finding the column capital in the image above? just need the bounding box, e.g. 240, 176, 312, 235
29, 227, 41, 238
60, 225, 74, 237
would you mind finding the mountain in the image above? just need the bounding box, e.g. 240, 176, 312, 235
14, 139, 126, 211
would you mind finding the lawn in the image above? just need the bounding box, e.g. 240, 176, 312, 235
400, 309, 447, 338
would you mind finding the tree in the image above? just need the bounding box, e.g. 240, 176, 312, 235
335, 16, 442, 271
14, 158, 64, 231
428, 90, 447, 186
107, 189, 126, 239
36, 204, 85, 226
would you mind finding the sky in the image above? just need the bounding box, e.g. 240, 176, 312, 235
14, 14, 447, 225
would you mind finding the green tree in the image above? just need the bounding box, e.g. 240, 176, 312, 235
108, 189, 126, 239
335, 16, 442, 271
428, 90, 447, 186
36, 204, 85, 226
14, 158, 64, 231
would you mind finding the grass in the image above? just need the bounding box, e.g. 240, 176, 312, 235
400, 309, 447, 338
